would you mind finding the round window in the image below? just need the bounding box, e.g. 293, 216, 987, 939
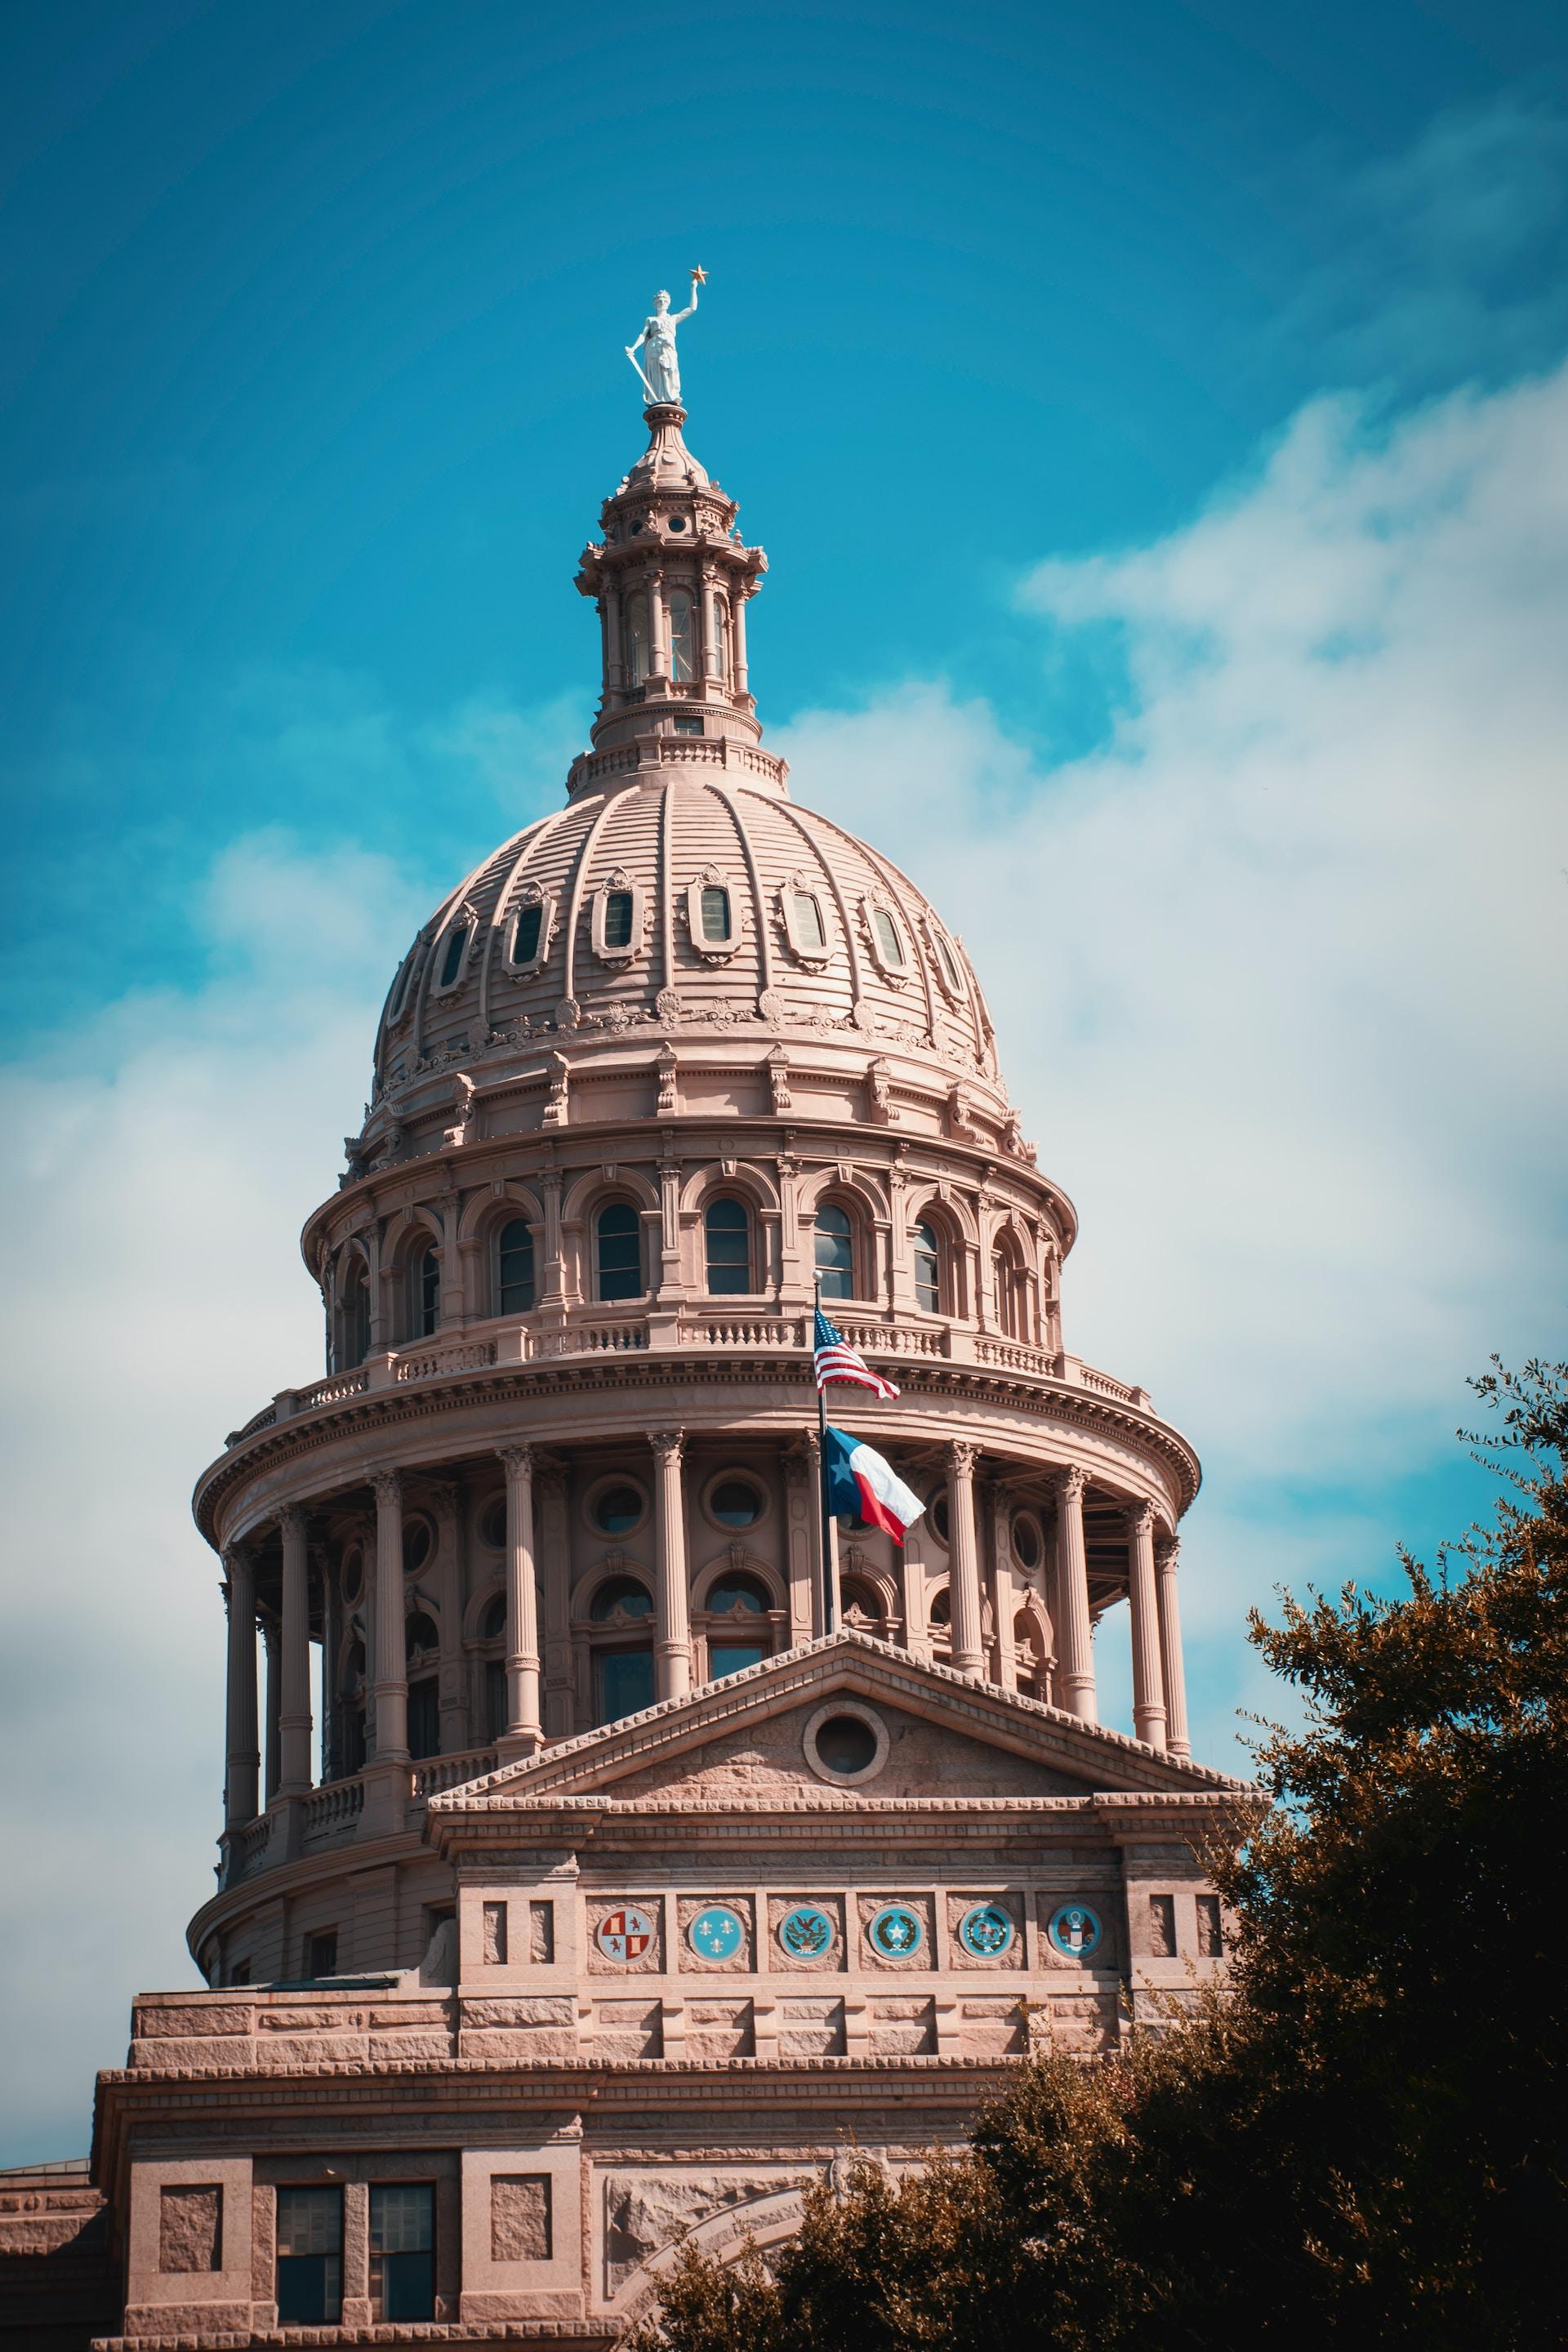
959, 1902, 1016, 1958
341, 1549, 363, 1602
1012, 1512, 1042, 1571
593, 1483, 644, 1535
813, 1713, 877, 1776
710, 1477, 763, 1529
479, 1497, 507, 1550
867, 1904, 924, 1959
402, 1519, 432, 1574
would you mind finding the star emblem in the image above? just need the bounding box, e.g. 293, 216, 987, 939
690, 265, 708, 284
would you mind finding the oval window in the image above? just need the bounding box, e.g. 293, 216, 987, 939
593, 1483, 644, 1535
479, 1497, 507, 1550
402, 1520, 432, 1574
1013, 1513, 1042, 1571
710, 1477, 762, 1528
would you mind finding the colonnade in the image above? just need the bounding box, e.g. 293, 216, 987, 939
220, 1437, 1191, 1841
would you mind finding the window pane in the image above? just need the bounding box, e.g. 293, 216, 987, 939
591, 1575, 653, 1620
915, 1223, 941, 1314
668, 590, 695, 683
710, 1477, 761, 1528
708, 1573, 768, 1614
599, 1646, 655, 1724
814, 1203, 854, 1299
512, 902, 543, 964
407, 1677, 439, 1761
700, 884, 731, 942
497, 1218, 534, 1313
592, 1486, 645, 1537
792, 891, 826, 949
596, 1203, 642, 1300
873, 908, 905, 966
370, 2185, 434, 2324
625, 594, 649, 686
603, 890, 635, 950
439, 924, 470, 988
485, 1657, 506, 1740
710, 1642, 766, 1680
277, 2188, 343, 2326
414, 1248, 439, 1337
936, 933, 962, 990
710, 597, 729, 679
705, 1198, 751, 1294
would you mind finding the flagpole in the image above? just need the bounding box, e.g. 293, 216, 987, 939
813, 1277, 835, 1637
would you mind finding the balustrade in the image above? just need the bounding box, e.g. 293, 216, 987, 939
410, 1747, 499, 1801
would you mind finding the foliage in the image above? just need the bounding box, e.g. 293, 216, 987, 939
632, 1361, 1568, 2351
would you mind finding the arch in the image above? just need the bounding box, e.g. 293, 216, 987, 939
408, 1240, 441, 1339
990, 1223, 1032, 1343
559, 1164, 661, 1227
695, 1555, 785, 1614
334, 1243, 372, 1370
581, 1569, 656, 1625
677, 1160, 782, 1219
462, 1583, 507, 1645
404, 1610, 440, 1662
457, 1179, 546, 1250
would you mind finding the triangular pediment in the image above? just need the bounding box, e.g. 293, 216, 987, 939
433, 1633, 1248, 1817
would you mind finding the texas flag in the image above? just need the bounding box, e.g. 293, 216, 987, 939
823, 1424, 925, 1546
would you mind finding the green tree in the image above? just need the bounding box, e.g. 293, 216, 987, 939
636, 1360, 1568, 2350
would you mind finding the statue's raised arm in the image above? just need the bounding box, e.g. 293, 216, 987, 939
625, 269, 706, 405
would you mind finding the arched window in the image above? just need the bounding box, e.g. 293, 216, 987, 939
872, 908, 907, 970
929, 1585, 951, 1628
792, 889, 827, 950
667, 589, 695, 684
481, 1593, 507, 1642
814, 1201, 855, 1300
705, 1569, 772, 1682
405, 1611, 439, 1662
595, 1202, 643, 1301
590, 1575, 653, 1622
706, 1570, 769, 1615
710, 595, 729, 679
510, 900, 543, 965
497, 1218, 534, 1314
992, 1245, 1028, 1340
341, 1259, 370, 1369
410, 1244, 440, 1338
624, 592, 650, 686
438, 921, 471, 990
704, 1197, 751, 1294
914, 1222, 942, 1315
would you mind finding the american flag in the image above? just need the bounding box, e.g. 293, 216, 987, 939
813, 1307, 901, 1401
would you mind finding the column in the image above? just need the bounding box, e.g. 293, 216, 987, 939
651, 1431, 692, 1699
946, 1441, 984, 1676
986, 1481, 1017, 1690
1124, 1501, 1168, 1752
604, 581, 624, 692
1155, 1532, 1191, 1759
648, 571, 667, 677
277, 1505, 314, 1796
223, 1545, 260, 1829
371, 1468, 408, 1760
1051, 1466, 1097, 1723
729, 585, 750, 697
316, 1542, 339, 1784
498, 1445, 542, 1755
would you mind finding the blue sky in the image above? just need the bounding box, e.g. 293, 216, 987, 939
2, 1, 1566, 2161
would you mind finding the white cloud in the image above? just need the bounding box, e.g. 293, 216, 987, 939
0, 834, 420, 2163
780, 359, 1568, 1749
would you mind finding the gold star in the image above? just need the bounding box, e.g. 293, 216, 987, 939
690, 265, 708, 284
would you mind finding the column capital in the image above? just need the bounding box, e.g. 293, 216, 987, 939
221, 1539, 254, 1574
1123, 1499, 1156, 1537
1052, 1464, 1088, 1503
498, 1443, 537, 1481
275, 1503, 308, 1542
650, 1428, 685, 1468
370, 1468, 403, 1508
1155, 1531, 1181, 1569
946, 1439, 979, 1477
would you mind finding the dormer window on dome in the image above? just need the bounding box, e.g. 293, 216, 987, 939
506, 888, 555, 975
592, 874, 644, 964
866, 902, 910, 981
781, 879, 832, 964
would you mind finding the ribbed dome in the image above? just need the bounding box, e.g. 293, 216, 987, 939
374, 763, 1004, 1104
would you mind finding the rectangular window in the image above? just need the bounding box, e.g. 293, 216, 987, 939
1196, 1895, 1224, 1958
276, 2186, 342, 2325
229, 1958, 252, 1986
369, 2183, 434, 2323
792, 890, 826, 950
700, 885, 732, 942
1148, 1895, 1176, 1958
672, 715, 704, 736
439, 922, 470, 989
407, 1677, 439, 1762
510, 902, 543, 964
710, 1642, 766, 1680
305, 1929, 338, 1980
598, 1646, 656, 1725
603, 890, 634, 950
484, 1656, 506, 1743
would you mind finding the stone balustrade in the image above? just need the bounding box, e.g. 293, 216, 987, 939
410, 1746, 498, 1802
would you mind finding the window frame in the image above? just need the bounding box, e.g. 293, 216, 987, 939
666, 586, 697, 684
408, 1241, 441, 1339
624, 590, 651, 687
275, 2185, 344, 2327
495, 1215, 537, 1316
593, 1199, 645, 1303
684, 871, 741, 960
506, 886, 555, 976
368, 2181, 435, 2325
862, 897, 912, 983
812, 1198, 860, 1302
924, 914, 969, 1004
702, 1195, 755, 1295
779, 876, 833, 965
582, 1475, 651, 1540
430, 914, 476, 998
913, 1218, 943, 1316
591, 874, 645, 965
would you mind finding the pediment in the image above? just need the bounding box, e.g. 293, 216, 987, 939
435, 1633, 1246, 1816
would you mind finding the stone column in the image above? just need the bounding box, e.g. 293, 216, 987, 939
730, 585, 750, 697
277, 1504, 314, 1796
604, 581, 624, 692
497, 1445, 542, 1756
1156, 1532, 1191, 1759
261, 1620, 280, 1804
1051, 1467, 1097, 1723
1124, 1501, 1168, 1752
648, 570, 667, 677
986, 1481, 1017, 1690
223, 1545, 260, 1829
538, 1461, 574, 1738
946, 1441, 984, 1676
651, 1431, 692, 1699
371, 1468, 408, 1760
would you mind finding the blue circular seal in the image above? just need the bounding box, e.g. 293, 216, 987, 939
958, 1902, 1015, 1958
1047, 1902, 1102, 1958
688, 1904, 744, 1962
868, 1904, 924, 1959
777, 1904, 835, 1959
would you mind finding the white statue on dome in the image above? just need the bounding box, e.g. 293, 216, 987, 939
626, 268, 705, 404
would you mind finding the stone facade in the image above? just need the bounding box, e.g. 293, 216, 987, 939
1, 396, 1254, 2350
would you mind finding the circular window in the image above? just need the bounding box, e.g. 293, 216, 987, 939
803, 1700, 889, 1785
668, 514, 687, 531
479, 1497, 507, 1551
1012, 1512, 1042, 1571
929, 1490, 951, 1547
867, 1904, 924, 1960
590, 1575, 653, 1623
836, 1510, 871, 1535
1047, 1903, 1102, 1958
959, 1902, 1016, 1958
688, 1904, 744, 1960
592, 1482, 645, 1536
777, 1904, 835, 1960
595, 1905, 656, 1962
402, 1518, 432, 1574
710, 1477, 764, 1529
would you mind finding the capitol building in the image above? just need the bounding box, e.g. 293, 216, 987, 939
0, 345, 1249, 2349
